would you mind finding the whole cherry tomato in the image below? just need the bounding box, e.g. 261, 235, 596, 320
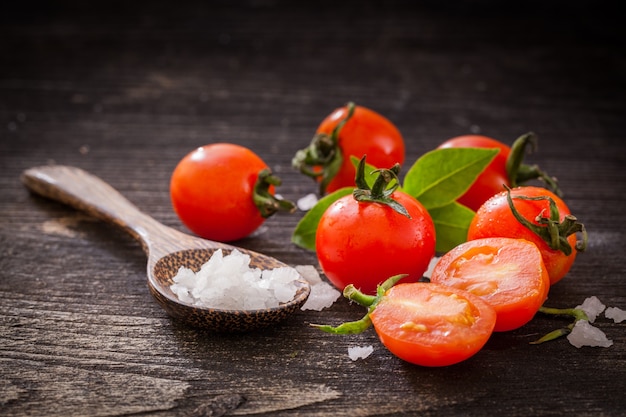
430, 237, 550, 332
315, 158, 435, 295
293, 102, 405, 194
468, 186, 587, 284
438, 132, 561, 211
170, 143, 294, 242
438, 135, 511, 211
370, 282, 497, 367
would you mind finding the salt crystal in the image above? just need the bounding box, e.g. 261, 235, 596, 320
605, 306, 626, 323
169, 249, 301, 310
302, 280, 341, 311
297, 193, 318, 211
567, 320, 613, 348
295, 265, 322, 285
348, 345, 374, 361
423, 256, 440, 279
296, 265, 341, 311
575, 296, 606, 322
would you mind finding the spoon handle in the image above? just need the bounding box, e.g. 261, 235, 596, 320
21, 165, 210, 257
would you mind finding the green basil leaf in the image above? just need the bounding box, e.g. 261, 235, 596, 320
429, 202, 476, 253
403, 148, 499, 209
291, 187, 353, 251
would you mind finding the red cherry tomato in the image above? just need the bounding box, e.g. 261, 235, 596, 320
438, 135, 511, 211
468, 186, 586, 284
293, 103, 405, 194
170, 143, 291, 242
316, 190, 436, 295
430, 237, 550, 332
369, 282, 496, 367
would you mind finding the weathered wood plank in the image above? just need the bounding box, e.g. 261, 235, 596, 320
1, 1, 625, 415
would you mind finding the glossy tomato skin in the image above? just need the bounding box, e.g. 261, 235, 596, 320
430, 237, 550, 332
468, 186, 577, 284
369, 283, 496, 367
317, 105, 405, 193
170, 143, 271, 242
316, 191, 435, 295
438, 135, 511, 211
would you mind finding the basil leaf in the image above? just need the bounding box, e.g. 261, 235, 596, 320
403, 148, 499, 209
291, 187, 353, 251
428, 202, 476, 253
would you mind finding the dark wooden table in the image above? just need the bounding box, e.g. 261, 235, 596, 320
2, 1, 625, 415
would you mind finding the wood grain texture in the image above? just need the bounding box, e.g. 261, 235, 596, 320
1, 0, 625, 415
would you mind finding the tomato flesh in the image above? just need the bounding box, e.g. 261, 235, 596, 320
170, 143, 270, 242
317, 105, 405, 193
369, 283, 496, 367
468, 186, 577, 284
438, 135, 511, 211
430, 237, 550, 331
316, 191, 435, 295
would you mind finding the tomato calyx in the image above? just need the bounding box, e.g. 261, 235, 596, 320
312, 274, 407, 335
506, 132, 562, 196
352, 156, 410, 218
253, 168, 297, 218
505, 186, 588, 255
531, 305, 590, 344
292, 102, 356, 194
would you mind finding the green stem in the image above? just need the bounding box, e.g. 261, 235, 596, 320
506, 132, 562, 196
530, 306, 589, 344
292, 102, 356, 194
352, 156, 410, 218
253, 169, 296, 218
505, 186, 587, 255
311, 274, 407, 335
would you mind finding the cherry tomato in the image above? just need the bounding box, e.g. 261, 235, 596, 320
369, 282, 496, 367
316, 190, 436, 295
438, 135, 511, 211
170, 143, 293, 242
293, 102, 405, 194
468, 186, 586, 285
430, 237, 550, 332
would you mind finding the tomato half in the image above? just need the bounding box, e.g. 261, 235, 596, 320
316, 191, 435, 295
170, 143, 290, 242
438, 135, 511, 211
468, 186, 584, 284
369, 282, 496, 367
293, 103, 405, 194
430, 237, 550, 332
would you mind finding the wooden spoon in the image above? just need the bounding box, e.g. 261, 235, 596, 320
21, 165, 311, 332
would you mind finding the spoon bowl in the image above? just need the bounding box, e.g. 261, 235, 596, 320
21, 165, 310, 332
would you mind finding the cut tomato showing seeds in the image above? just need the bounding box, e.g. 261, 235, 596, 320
430, 237, 550, 332
369, 283, 496, 367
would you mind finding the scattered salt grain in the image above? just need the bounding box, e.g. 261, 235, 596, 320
169, 249, 301, 310
576, 296, 606, 323
605, 306, 626, 323
567, 320, 613, 348
296, 265, 341, 311
423, 256, 441, 279
348, 345, 374, 361
297, 193, 318, 211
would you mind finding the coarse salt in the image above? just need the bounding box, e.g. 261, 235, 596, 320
170, 249, 301, 310
576, 296, 606, 323
423, 256, 441, 279
297, 193, 319, 211
296, 265, 341, 311
348, 345, 374, 361
605, 306, 626, 323
567, 320, 613, 348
